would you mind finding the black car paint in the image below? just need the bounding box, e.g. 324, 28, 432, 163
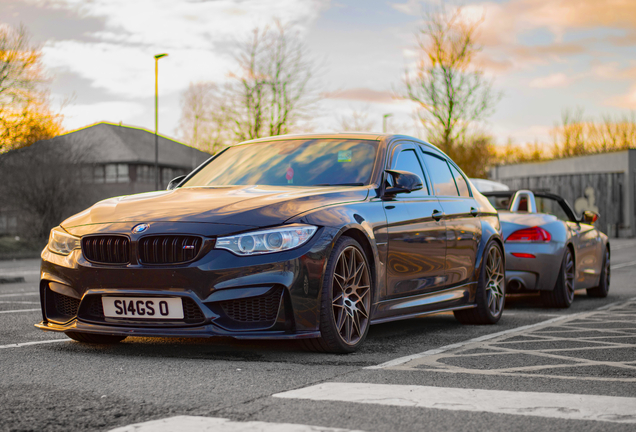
36, 134, 503, 340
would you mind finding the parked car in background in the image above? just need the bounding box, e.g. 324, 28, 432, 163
37, 133, 505, 353
483, 190, 610, 308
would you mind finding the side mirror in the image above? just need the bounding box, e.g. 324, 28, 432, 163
383, 169, 423, 197
167, 175, 187, 190
581, 210, 599, 225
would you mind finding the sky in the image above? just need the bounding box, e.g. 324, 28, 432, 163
2, 0, 636, 146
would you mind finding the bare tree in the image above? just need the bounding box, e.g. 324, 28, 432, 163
337, 107, 376, 132
179, 20, 317, 147
0, 142, 87, 240
230, 20, 315, 140
401, 6, 499, 158
177, 82, 231, 155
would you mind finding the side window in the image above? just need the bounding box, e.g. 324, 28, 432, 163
392, 149, 430, 196
449, 164, 470, 197
420, 152, 459, 196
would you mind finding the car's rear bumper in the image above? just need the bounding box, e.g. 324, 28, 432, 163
504, 242, 564, 291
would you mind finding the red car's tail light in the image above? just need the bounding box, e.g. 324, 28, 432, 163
506, 226, 551, 242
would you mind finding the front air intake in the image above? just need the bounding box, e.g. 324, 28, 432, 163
82, 236, 130, 264
138, 235, 203, 264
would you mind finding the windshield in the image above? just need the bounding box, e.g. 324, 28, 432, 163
183, 139, 379, 187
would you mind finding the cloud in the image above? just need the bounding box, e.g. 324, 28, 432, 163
61, 101, 146, 130
37, 0, 330, 99
529, 73, 571, 88
322, 88, 396, 104
605, 85, 636, 110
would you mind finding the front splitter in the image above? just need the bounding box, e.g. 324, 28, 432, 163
34, 320, 321, 340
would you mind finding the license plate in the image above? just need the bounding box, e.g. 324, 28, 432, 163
102, 297, 184, 319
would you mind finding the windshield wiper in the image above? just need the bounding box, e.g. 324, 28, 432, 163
312, 183, 365, 186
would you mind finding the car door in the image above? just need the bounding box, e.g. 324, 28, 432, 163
419, 150, 481, 286
384, 143, 447, 299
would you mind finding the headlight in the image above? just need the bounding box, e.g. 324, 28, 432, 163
215, 224, 317, 256
47, 227, 81, 255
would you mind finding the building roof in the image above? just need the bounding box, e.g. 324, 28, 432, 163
9, 122, 212, 169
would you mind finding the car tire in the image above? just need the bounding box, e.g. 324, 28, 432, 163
65, 332, 127, 344
541, 247, 575, 308
302, 236, 372, 354
454, 240, 505, 325
587, 247, 610, 298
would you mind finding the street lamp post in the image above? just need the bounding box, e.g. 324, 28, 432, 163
154, 53, 168, 190
382, 113, 393, 133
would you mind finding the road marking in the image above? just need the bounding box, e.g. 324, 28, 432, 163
365, 314, 579, 370
0, 270, 40, 277
0, 339, 67, 350
0, 308, 40, 314
366, 298, 632, 370
610, 260, 636, 270
108, 416, 365, 432
0, 301, 39, 304
0, 292, 39, 298
274, 383, 636, 424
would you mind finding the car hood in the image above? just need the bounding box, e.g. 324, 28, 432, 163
61, 185, 370, 229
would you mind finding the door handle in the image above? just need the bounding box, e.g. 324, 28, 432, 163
432, 210, 443, 221
470, 207, 479, 217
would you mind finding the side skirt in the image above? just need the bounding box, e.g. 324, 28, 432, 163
370, 283, 476, 325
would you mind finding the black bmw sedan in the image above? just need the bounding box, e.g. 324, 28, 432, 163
36, 133, 505, 353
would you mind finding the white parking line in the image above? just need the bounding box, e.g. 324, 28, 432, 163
108, 416, 365, 432
0, 292, 39, 297
0, 308, 40, 314
274, 383, 636, 424
0, 339, 67, 350
0, 270, 40, 277
0, 301, 39, 304
610, 260, 636, 270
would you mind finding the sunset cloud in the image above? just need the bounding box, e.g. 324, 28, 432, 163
529, 73, 572, 88
322, 88, 396, 104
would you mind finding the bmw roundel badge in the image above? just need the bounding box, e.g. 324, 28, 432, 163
132, 223, 149, 234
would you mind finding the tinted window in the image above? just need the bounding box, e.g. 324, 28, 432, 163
183, 139, 379, 187
392, 149, 430, 196
449, 164, 470, 197
535, 196, 572, 221
420, 153, 459, 196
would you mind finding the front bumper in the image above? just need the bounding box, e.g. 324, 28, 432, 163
37, 225, 339, 339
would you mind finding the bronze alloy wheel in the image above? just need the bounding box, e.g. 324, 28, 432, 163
485, 245, 505, 317
454, 241, 505, 324
302, 236, 372, 353
331, 245, 371, 346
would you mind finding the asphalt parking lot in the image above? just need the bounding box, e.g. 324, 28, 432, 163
1, 240, 635, 432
